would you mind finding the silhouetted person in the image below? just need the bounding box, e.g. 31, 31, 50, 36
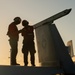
7, 17, 21, 65
21, 20, 36, 66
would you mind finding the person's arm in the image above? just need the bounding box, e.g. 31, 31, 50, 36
18, 29, 23, 33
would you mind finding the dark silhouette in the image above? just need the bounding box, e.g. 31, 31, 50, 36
7, 17, 21, 65
21, 20, 36, 66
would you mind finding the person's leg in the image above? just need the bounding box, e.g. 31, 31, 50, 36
30, 51, 35, 66
22, 43, 29, 66
9, 40, 19, 65
29, 41, 36, 66
23, 50, 28, 66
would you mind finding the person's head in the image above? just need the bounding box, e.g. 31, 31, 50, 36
14, 17, 21, 25
22, 20, 29, 27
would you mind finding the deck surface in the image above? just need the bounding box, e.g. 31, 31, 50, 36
0, 65, 64, 75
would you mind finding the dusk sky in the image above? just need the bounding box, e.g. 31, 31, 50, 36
0, 0, 75, 65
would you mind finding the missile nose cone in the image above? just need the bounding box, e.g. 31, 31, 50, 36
66, 9, 72, 14
68, 8, 72, 13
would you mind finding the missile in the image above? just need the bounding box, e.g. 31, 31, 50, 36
33, 8, 72, 28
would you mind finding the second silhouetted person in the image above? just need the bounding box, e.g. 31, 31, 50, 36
21, 20, 36, 66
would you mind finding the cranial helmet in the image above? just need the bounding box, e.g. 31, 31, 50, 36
14, 17, 21, 24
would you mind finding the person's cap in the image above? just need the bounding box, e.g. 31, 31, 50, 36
22, 20, 29, 26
